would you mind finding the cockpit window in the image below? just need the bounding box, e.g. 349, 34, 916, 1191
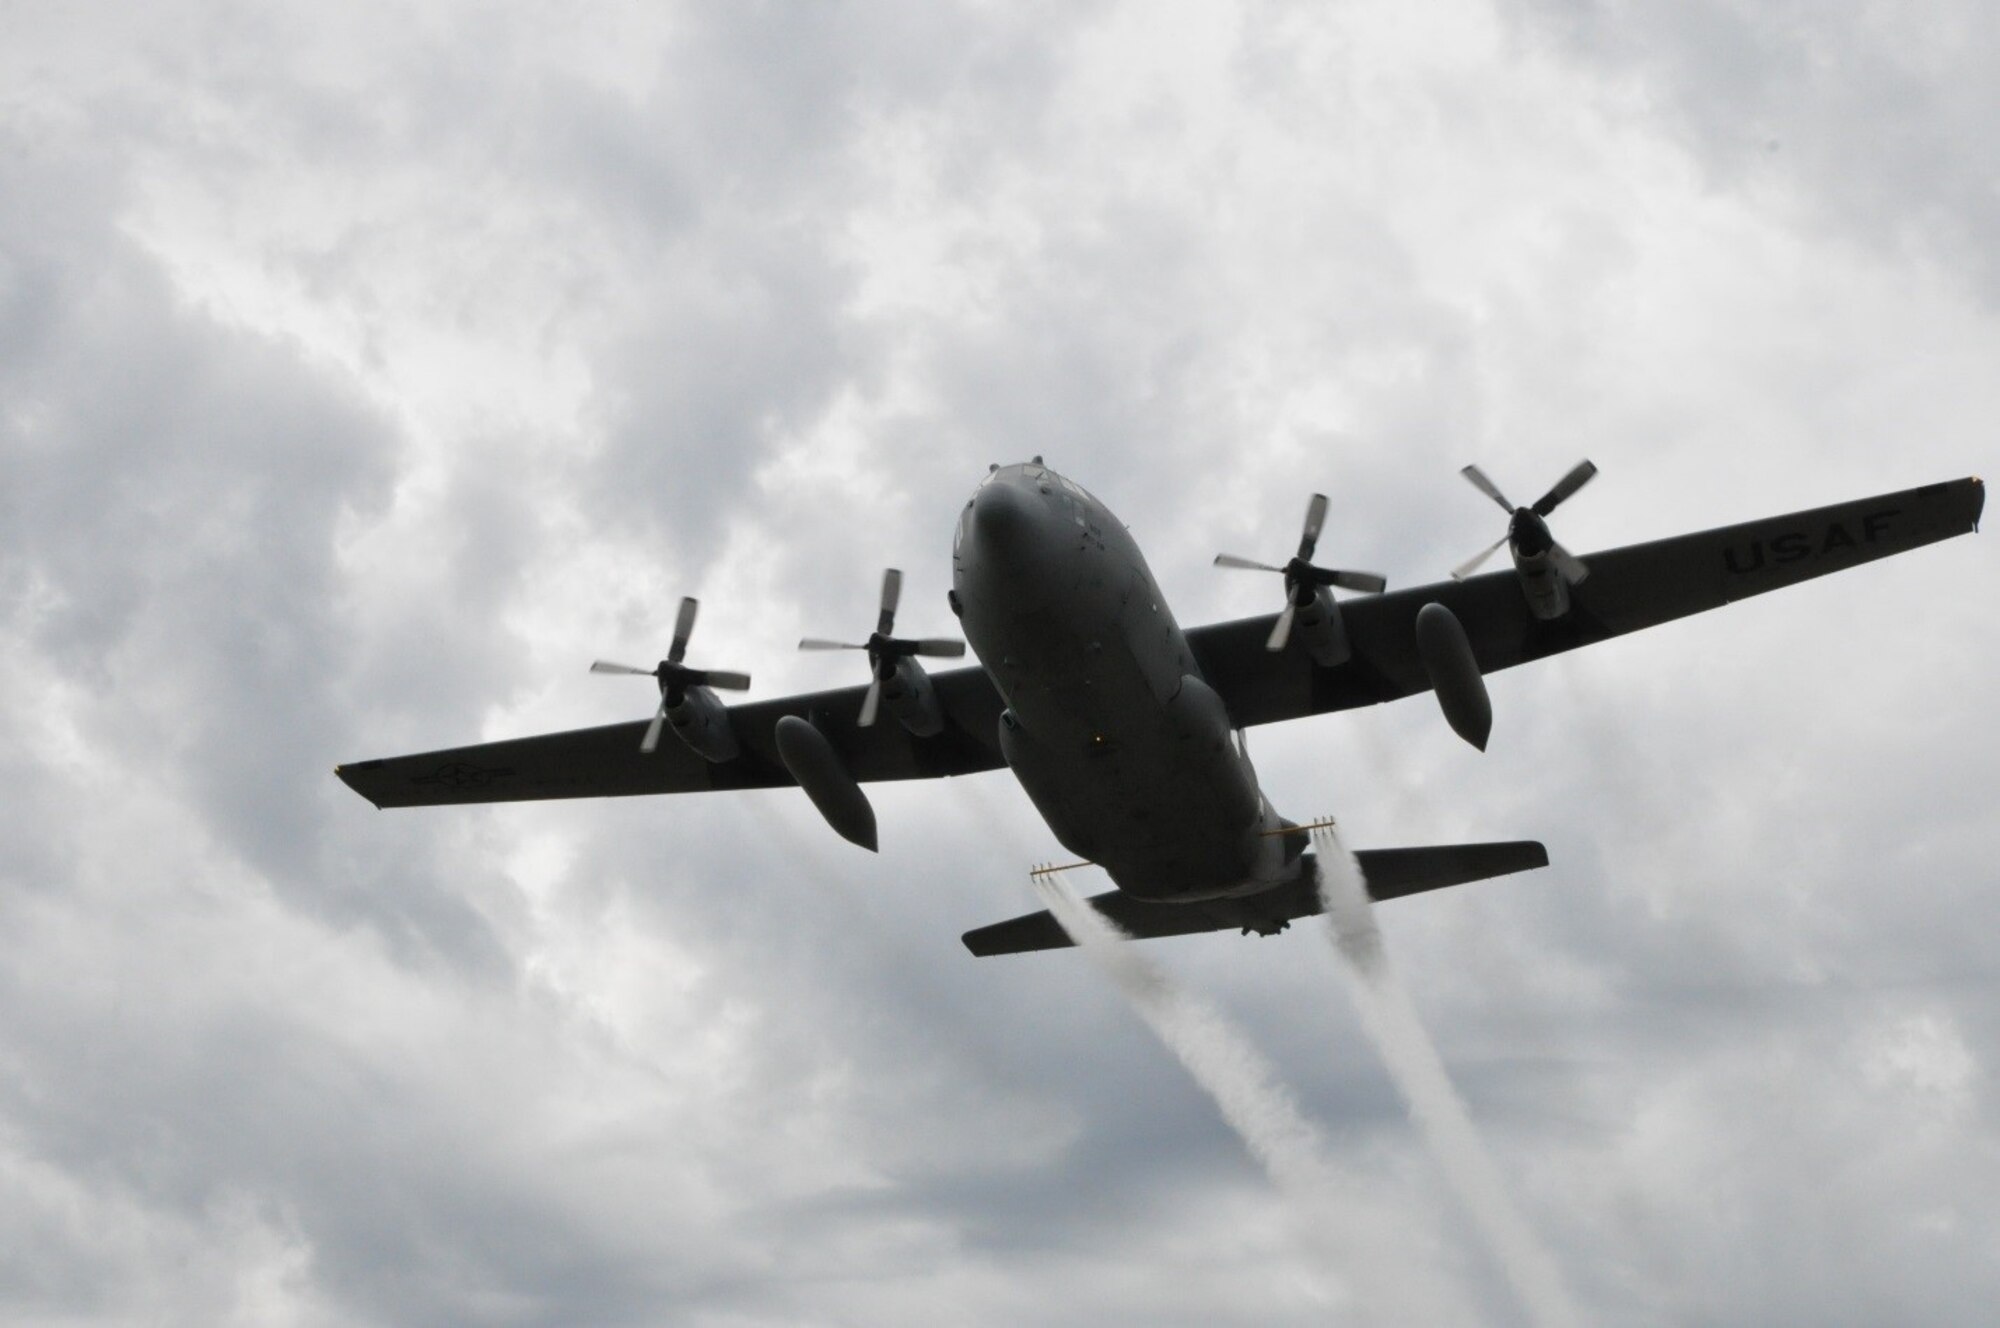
1059, 475, 1098, 505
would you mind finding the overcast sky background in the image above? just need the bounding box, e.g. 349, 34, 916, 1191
3, 2, 1997, 1324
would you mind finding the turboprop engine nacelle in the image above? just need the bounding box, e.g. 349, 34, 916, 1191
878, 656, 946, 737
667, 686, 741, 764
1287, 586, 1353, 668
1506, 509, 1575, 621
1452, 460, 1597, 620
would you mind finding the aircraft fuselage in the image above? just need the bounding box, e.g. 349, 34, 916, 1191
952, 462, 1302, 902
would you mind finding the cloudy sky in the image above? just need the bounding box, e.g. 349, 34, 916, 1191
4, 2, 1996, 1323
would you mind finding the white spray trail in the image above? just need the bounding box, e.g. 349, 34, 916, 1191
1029, 872, 1353, 1277
1312, 828, 1582, 1328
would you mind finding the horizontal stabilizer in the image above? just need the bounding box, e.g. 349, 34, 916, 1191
1351, 841, 1550, 901
962, 840, 1548, 957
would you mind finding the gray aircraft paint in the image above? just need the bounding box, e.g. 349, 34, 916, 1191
953, 462, 1299, 903
335, 472, 1983, 954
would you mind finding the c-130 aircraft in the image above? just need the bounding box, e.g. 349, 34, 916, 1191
337, 462, 1983, 955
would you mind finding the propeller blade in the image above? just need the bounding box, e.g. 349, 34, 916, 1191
669, 597, 698, 665
1533, 459, 1597, 517
1452, 534, 1510, 581
590, 660, 655, 676
1266, 601, 1297, 652
876, 568, 903, 636
1329, 569, 1387, 594
808, 572, 959, 717
1460, 464, 1514, 514
1213, 553, 1286, 573
1549, 542, 1590, 586
700, 670, 751, 691
640, 698, 669, 754
1306, 567, 1388, 594
1296, 492, 1329, 561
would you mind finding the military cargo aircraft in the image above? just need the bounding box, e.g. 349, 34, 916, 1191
336, 462, 1983, 955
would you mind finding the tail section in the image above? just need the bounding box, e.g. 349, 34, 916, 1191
962, 840, 1548, 956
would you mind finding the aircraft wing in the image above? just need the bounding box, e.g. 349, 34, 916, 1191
336, 668, 1007, 809
1191, 477, 1984, 729
340, 477, 1980, 810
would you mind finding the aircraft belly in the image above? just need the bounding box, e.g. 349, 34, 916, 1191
986, 604, 1270, 901
958, 465, 1283, 902
1086, 722, 1268, 900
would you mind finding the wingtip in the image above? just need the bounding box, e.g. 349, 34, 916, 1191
333, 761, 389, 810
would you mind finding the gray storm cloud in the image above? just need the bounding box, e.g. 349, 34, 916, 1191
2, 1, 1996, 1324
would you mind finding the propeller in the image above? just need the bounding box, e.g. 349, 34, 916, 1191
800, 568, 965, 727
1451, 459, 1597, 584
1214, 492, 1388, 651
591, 596, 751, 753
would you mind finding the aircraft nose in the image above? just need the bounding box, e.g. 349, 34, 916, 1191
970, 479, 1044, 564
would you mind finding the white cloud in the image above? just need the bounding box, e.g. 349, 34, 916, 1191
2, 1, 1995, 1323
